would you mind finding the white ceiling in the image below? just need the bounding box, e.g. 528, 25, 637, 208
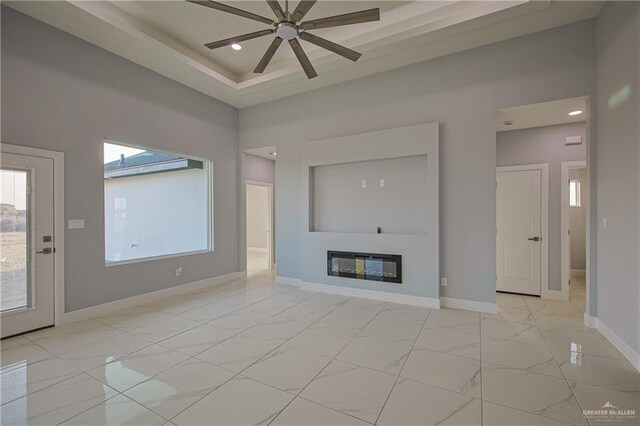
496, 96, 587, 132
6, 1, 604, 107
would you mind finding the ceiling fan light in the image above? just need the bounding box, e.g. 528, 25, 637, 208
231, 43, 242, 51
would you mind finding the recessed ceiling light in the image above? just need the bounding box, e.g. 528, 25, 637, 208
568, 110, 583, 116
503, 120, 514, 126
268, 152, 277, 156
231, 43, 242, 51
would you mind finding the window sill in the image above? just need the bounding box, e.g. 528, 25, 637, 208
105, 249, 213, 267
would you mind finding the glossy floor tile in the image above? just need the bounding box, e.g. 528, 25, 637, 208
1, 373, 118, 426
270, 397, 370, 426
61, 394, 167, 426
242, 346, 332, 395
124, 358, 234, 419
172, 376, 293, 425
337, 335, 411, 375
378, 377, 481, 425
401, 348, 482, 397
300, 360, 397, 423
0, 356, 81, 404
2, 272, 637, 425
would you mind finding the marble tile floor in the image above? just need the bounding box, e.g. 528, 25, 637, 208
1, 271, 638, 425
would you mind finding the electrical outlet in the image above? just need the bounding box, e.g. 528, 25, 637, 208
176, 267, 183, 277
602, 217, 608, 229
441, 277, 447, 287
380, 179, 386, 188
361, 180, 367, 188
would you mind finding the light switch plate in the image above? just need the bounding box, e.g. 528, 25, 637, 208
361, 180, 367, 188
380, 179, 386, 188
602, 217, 608, 229
68, 219, 85, 229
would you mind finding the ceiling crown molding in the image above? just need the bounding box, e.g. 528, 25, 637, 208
5, 1, 603, 107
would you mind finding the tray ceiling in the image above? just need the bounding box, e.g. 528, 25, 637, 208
5, 1, 603, 107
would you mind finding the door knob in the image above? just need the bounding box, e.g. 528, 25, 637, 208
527, 237, 541, 242
36, 247, 54, 254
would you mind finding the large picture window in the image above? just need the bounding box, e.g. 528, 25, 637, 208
104, 141, 212, 264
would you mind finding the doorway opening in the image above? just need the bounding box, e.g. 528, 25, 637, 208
495, 96, 590, 304
246, 182, 273, 275
562, 161, 587, 313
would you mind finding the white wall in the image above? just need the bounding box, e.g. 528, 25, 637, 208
105, 169, 208, 262
240, 20, 596, 304
246, 184, 269, 250
596, 1, 640, 355
569, 168, 587, 271
497, 122, 587, 291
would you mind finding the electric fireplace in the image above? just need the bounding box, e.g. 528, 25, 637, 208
327, 251, 402, 283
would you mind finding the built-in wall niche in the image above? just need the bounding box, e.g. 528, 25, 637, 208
309, 155, 428, 234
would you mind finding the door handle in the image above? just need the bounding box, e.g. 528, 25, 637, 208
36, 247, 54, 254
527, 237, 541, 242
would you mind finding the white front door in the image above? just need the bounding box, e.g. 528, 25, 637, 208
1, 153, 55, 338
497, 169, 542, 296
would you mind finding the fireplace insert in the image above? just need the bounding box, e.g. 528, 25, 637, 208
327, 251, 402, 283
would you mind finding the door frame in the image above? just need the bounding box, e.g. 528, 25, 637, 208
1, 143, 65, 327
245, 180, 274, 271
561, 160, 587, 302
496, 163, 549, 298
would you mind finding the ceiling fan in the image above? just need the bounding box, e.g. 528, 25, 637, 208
187, 0, 380, 79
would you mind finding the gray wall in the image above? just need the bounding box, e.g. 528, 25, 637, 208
244, 153, 275, 184
241, 20, 597, 304
312, 155, 428, 234
596, 1, 640, 354
1, 8, 240, 312
497, 122, 587, 291
300, 122, 439, 299
569, 168, 587, 271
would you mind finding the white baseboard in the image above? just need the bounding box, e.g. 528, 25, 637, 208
584, 314, 639, 372
300, 281, 440, 309
276, 276, 303, 286
583, 313, 597, 328
541, 289, 569, 301
440, 297, 497, 314
248, 247, 268, 253
238, 271, 248, 278
571, 269, 586, 278
59, 271, 243, 325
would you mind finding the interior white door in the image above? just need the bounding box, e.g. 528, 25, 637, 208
1, 153, 55, 338
497, 169, 542, 296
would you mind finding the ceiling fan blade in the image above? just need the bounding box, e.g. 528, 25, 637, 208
300, 8, 380, 30
289, 38, 317, 79
299, 32, 361, 62
187, 1, 274, 25
254, 37, 283, 73
205, 29, 274, 49
291, 0, 317, 22
266, 0, 285, 21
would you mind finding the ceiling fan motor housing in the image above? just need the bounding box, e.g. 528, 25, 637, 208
276, 22, 298, 40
